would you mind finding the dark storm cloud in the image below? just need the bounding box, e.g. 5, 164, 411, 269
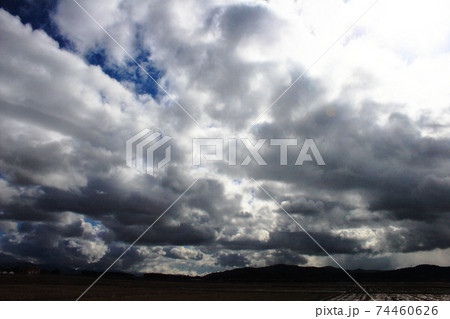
267, 231, 368, 255
165, 247, 203, 260
0, 174, 227, 249
265, 250, 308, 265
216, 252, 249, 267
208, 94, 450, 258
369, 175, 450, 220
219, 230, 369, 255
185, 178, 243, 222
115, 223, 217, 246
0, 214, 109, 267
34, 181, 172, 224
215, 249, 307, 267
246, 103, 450, 222
381, 218, 450, 253
280, 197, 326, 216
0, 1, 449, 275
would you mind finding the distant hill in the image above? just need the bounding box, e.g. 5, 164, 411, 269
2, 256, 449, 282
143, 273, 196, 282
0, 253, 75, 275
204, 264, 346, 282
202, 264, 450, 283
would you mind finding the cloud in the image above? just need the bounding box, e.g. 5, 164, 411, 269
165, 247, 203, 260
0, 0, 449, 275
216, 252, 249, 267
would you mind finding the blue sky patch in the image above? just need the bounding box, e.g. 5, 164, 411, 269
84, 218, 101, 227
86, 48, 163, 97
0, 0, 74, 50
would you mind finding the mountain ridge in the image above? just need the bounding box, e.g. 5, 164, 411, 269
1, 259, 448, 282
201, 264, 450, 282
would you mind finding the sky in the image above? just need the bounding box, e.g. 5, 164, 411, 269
0, 0, 449, 275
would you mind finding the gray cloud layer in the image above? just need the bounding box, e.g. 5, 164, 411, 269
0, 1, 449, 274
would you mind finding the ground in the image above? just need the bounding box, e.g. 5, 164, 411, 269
0, 275, 449, 301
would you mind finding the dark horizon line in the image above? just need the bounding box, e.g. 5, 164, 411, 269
2, 262, 449, 279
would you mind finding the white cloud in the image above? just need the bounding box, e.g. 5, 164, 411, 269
0, 0, 449, 272
67, 237, 109, 263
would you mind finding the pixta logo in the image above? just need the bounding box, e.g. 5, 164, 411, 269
126, 128, 172, 176
192, 138, 325, 166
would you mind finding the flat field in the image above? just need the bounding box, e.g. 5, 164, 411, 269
0, 275, 448, 301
